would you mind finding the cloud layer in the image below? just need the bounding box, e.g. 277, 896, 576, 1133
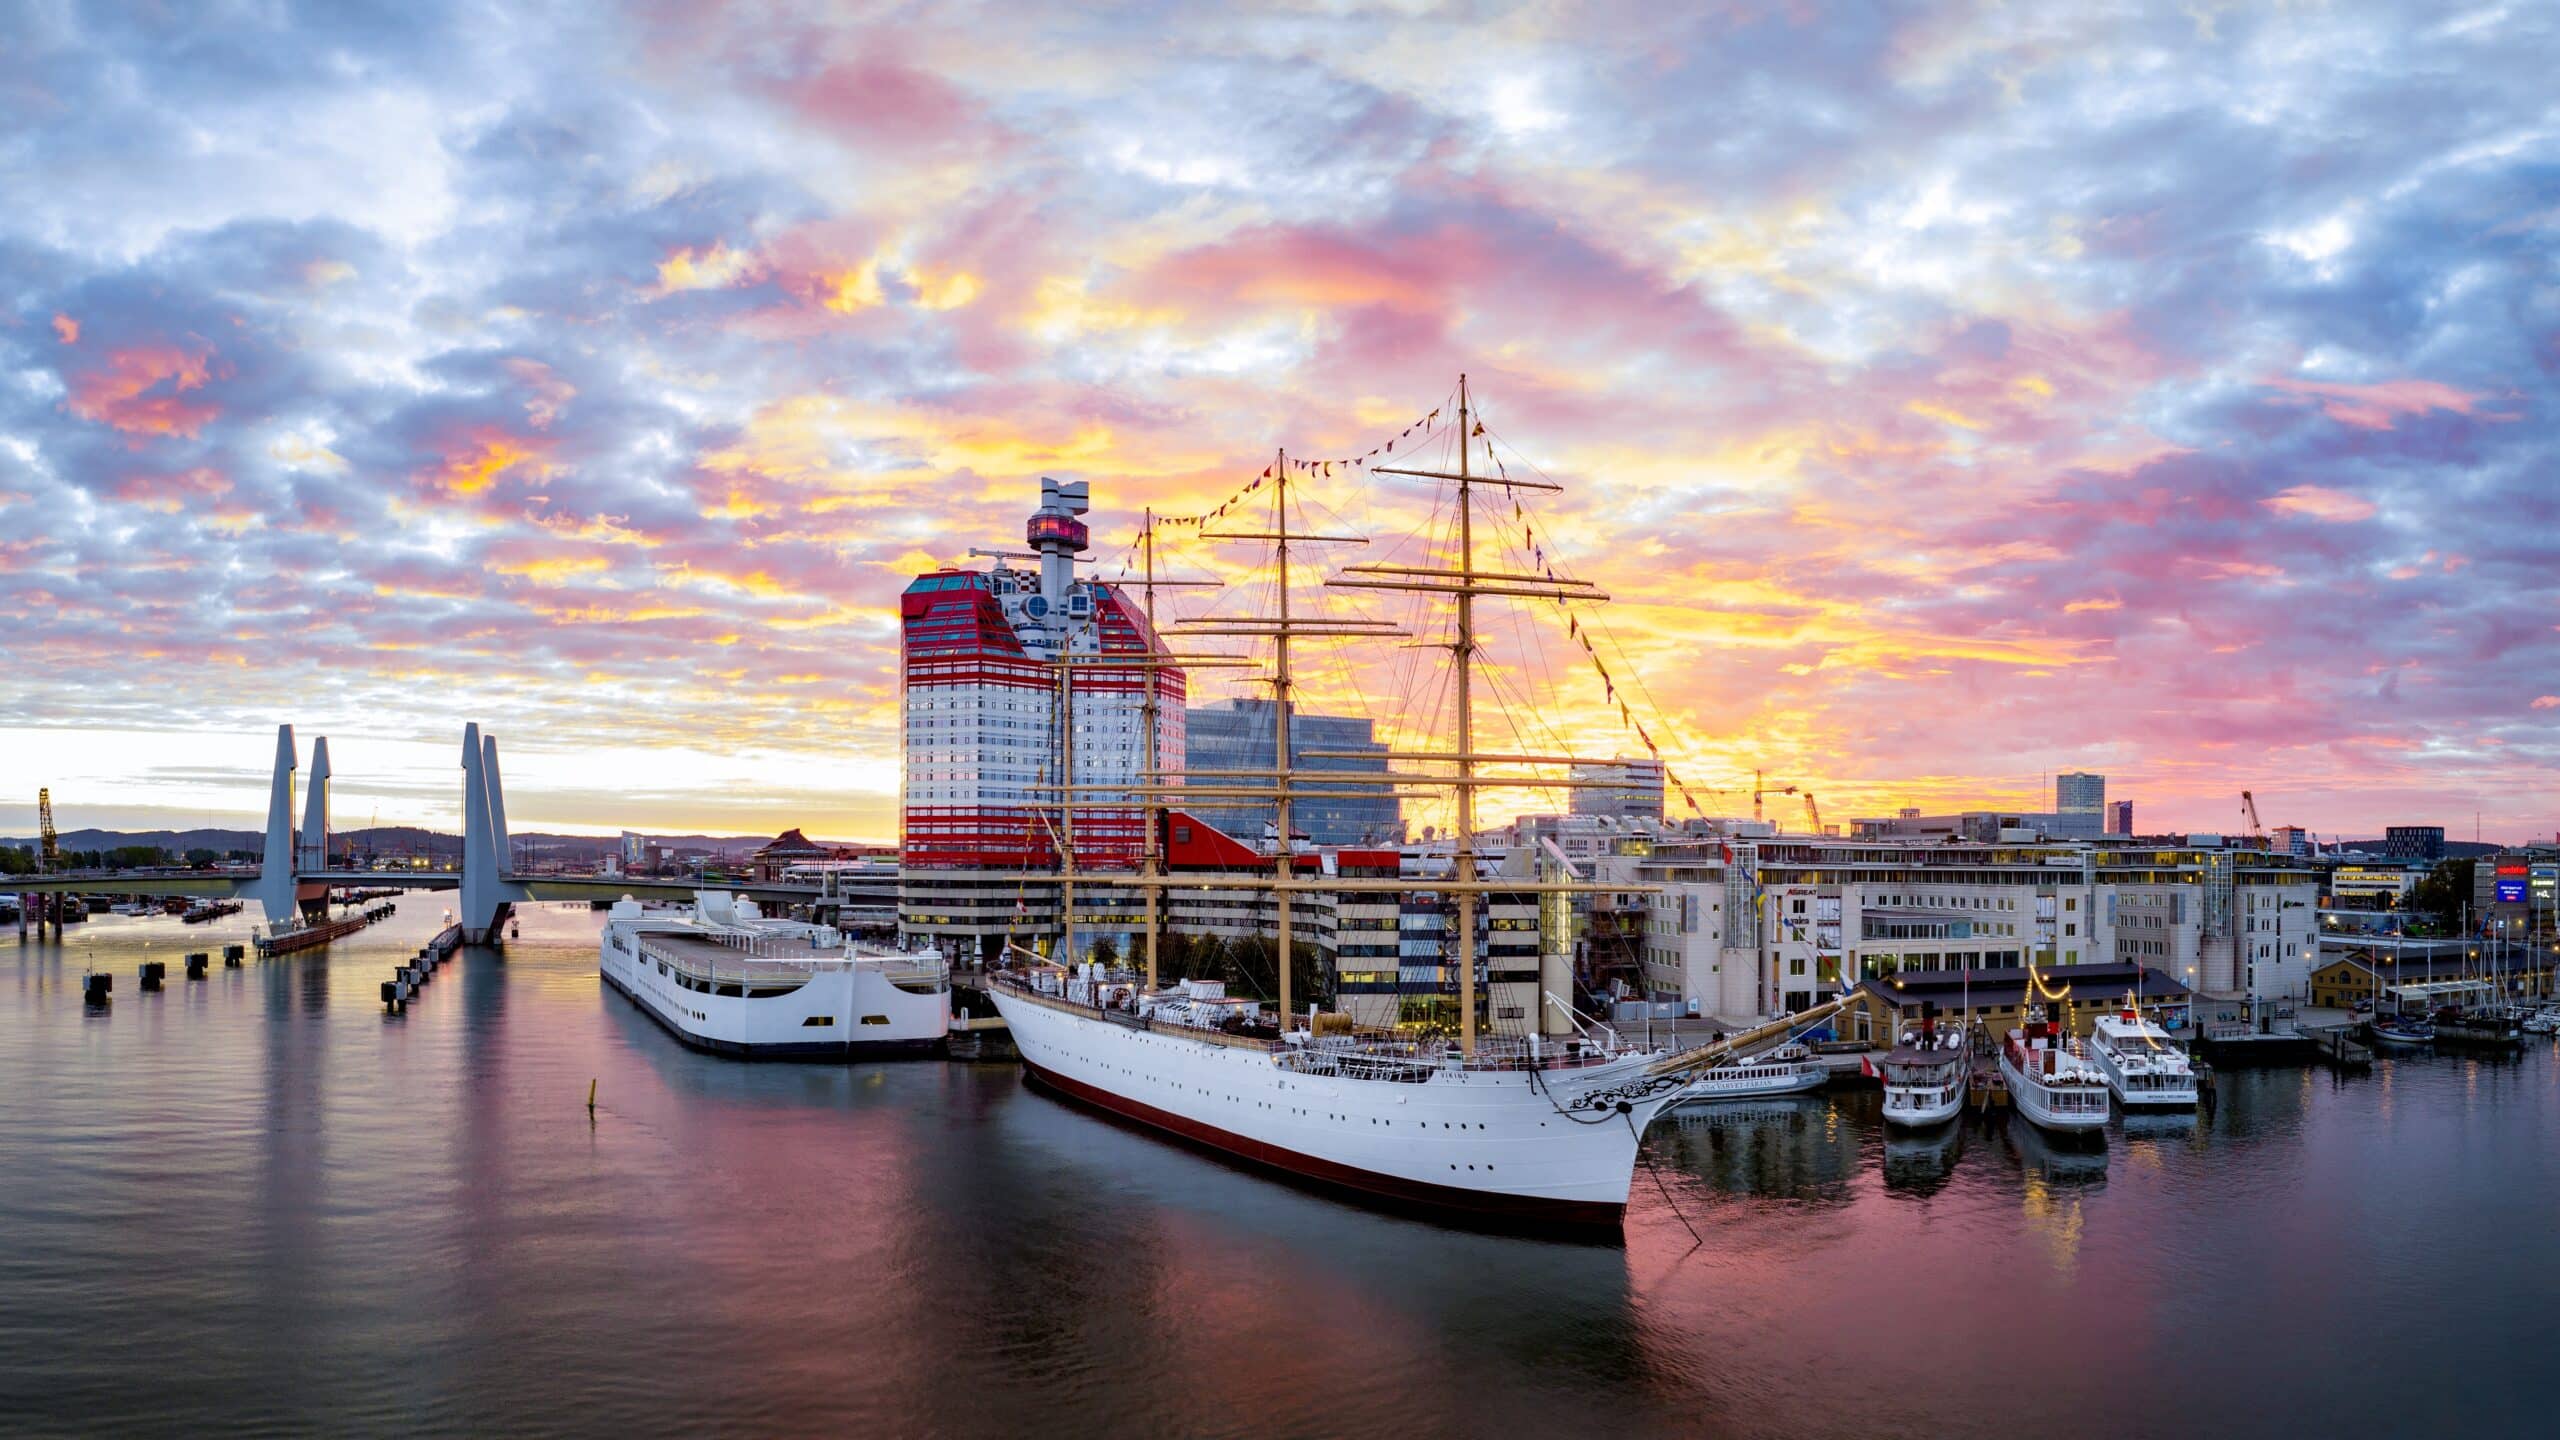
2, 1, 2555, 841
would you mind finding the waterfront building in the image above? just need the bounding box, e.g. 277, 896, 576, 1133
2473, 847, 2559, 948
898, 479, 1186, 960
751, 827, 836, 882
2328, 864, 2424, 910
1181, 698, 1398, 845
2106, 800, 2134, 836
1840, 962, 2192, 1048
2383, 825, 2447, 862
1603, 836, 2319, 1019
1569, 757, 1665, 824
1851, 810, 2073, 842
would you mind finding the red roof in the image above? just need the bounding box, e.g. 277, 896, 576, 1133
1163, 811, 1320, 871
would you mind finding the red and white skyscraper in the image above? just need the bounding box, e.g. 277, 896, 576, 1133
898, 480, 1184, 956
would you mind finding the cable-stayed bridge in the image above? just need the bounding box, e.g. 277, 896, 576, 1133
13, 724, 858, 943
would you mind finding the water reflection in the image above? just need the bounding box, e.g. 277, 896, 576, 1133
1878, 1120, 1965, 1195
6, 911, 2558, 1438
1652, 1095, 1859, 1202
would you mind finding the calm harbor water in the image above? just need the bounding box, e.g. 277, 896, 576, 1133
4, 901, 2555, 1438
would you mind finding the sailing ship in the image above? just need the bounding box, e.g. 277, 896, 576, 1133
984, 375, 1844, 1228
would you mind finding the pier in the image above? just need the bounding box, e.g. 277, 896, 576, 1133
256, 901, 398, 958
382, 925, 463, 1014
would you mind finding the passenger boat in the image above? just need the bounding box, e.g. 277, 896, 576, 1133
600, 892, 949, 1058
1874, 1022, 1971, 1129
2085, 1012, 2199, 1109
1997, 1019, 2111, 1133
1673, 1042, 1828, 1105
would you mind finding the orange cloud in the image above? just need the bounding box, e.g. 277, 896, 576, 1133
52, 313, 78, 344
2261, 484, 2376, 523
419, 429, 549, 496
656, 241, 760, 293
65, 340, 226, 438
2533, 696, 2559, 710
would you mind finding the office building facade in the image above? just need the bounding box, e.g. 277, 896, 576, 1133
1569, 757, 1665, 824
1181, 698, 1399, 845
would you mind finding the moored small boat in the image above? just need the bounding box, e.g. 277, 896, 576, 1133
2086, 1012, 2199, 1109
2369, 1013, 2433, 1048
1997, 1020, 2111, 1133
1675, 1041, 1829, 1105
1874, 1022, 1970, 1129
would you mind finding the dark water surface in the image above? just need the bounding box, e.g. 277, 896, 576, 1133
4, 902, 2554, 1438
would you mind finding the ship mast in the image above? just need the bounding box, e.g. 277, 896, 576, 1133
1140, 506, 1162, 992
1273, 450, 1298, 1031
1058, 611, 1076, 967
1452, 382, 1479, 1057
1334, 372, 1611, 1056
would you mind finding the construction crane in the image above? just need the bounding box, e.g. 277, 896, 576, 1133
38, 788, 59, 871
2239, 790, 2263, 839
1803, 792, 1823, 835
1752, 768, 1798, 823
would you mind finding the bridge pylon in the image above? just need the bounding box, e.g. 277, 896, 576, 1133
253, 724, 301, 924
459, 724, 529, 944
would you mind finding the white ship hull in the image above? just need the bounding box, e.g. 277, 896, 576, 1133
1673, 1063, 1827, 1105
1997, 1049, 2110, 1132
991, 986, 1688, 1227
2087, 1044, 2197, 1108
1882, 1076, 1967, 1129
600, 910, 948, 1059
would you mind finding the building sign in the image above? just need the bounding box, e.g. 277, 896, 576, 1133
2494, 879, 2528, 904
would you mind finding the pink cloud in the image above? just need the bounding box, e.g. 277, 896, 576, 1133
2262, 376, 2484, 430
52, 313, 78, 344
2261, 483, 2376, 523
504, 357, 577, 429
2533, 696, 2560, 710
64, 339, 228, 438
111, 466, 232, 511
786, 57, 991, 152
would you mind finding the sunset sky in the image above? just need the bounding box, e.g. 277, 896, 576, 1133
3, 2, 2556, 844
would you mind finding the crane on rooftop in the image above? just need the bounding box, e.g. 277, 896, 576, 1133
2240, 790, 2263, 840
1803, 792, 1823, 835
1753, 769, 1798, 823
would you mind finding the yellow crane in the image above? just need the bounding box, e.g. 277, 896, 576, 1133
1752, 768, 1798, 823
38, 788, 59, 871
2240, 790, 2263, 839
1803, 792, 1823, 835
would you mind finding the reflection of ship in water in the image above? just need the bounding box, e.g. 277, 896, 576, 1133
2004, 1113, 2109, 1188
2118, 1108, 2200, 1144
976, 1063, 1653, 1417
1651, 1095, 1860, 1202
1880, 1120, 1966, 1195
